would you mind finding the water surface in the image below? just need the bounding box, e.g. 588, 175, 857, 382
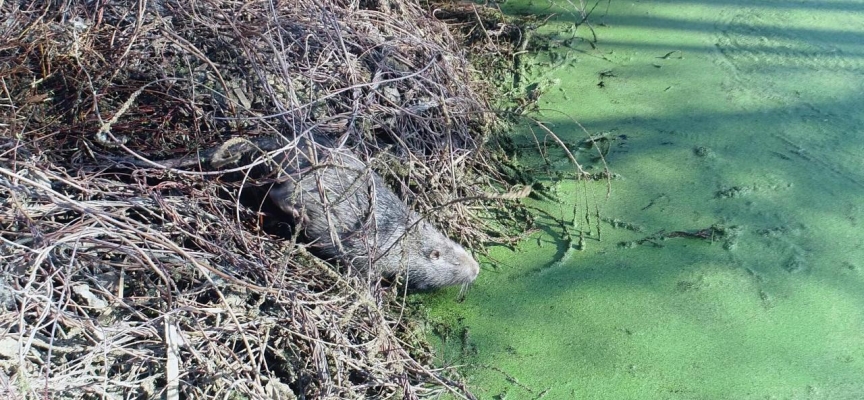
428, 1, 864, 399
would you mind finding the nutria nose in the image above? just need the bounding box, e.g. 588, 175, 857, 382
467, 258, 480, 281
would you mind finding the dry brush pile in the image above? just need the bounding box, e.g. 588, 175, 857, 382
0, 0, 530, 399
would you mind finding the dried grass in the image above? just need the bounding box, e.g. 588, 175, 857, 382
0, 0, 530, 398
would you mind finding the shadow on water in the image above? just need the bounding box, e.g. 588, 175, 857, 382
506, 0, 864, 15
512, 92, 864, 282
505, 1, 864, 63
637, 0, 864, 12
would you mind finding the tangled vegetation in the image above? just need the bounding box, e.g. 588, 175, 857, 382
0, 0, 535, 398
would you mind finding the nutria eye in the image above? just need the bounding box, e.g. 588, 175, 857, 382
430, 250, 440, 260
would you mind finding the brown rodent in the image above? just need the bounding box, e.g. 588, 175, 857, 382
267, 139, 479, 290
111, 135, 480, 290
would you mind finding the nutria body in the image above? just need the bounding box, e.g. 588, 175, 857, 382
112, 135, 480, 289
266, 139, 479, 290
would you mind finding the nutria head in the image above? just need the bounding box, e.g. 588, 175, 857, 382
377, 220, 480, 291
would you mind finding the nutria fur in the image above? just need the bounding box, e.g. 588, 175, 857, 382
265, 138, 479, 290
110, 135, 480, 289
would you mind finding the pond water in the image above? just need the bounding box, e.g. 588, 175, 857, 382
426, 1, 864, 398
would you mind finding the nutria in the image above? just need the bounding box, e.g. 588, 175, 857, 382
265, 138, 479, 290
110, 135, 480, 290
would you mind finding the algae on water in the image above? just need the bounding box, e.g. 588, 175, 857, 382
427, 0, 864, 398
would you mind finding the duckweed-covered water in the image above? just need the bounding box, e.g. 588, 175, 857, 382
427, 1, 864, 398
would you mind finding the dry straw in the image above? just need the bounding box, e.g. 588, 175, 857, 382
0, 0, 527, 398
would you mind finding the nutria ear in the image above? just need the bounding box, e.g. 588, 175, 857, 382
430, 250, 440, 260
